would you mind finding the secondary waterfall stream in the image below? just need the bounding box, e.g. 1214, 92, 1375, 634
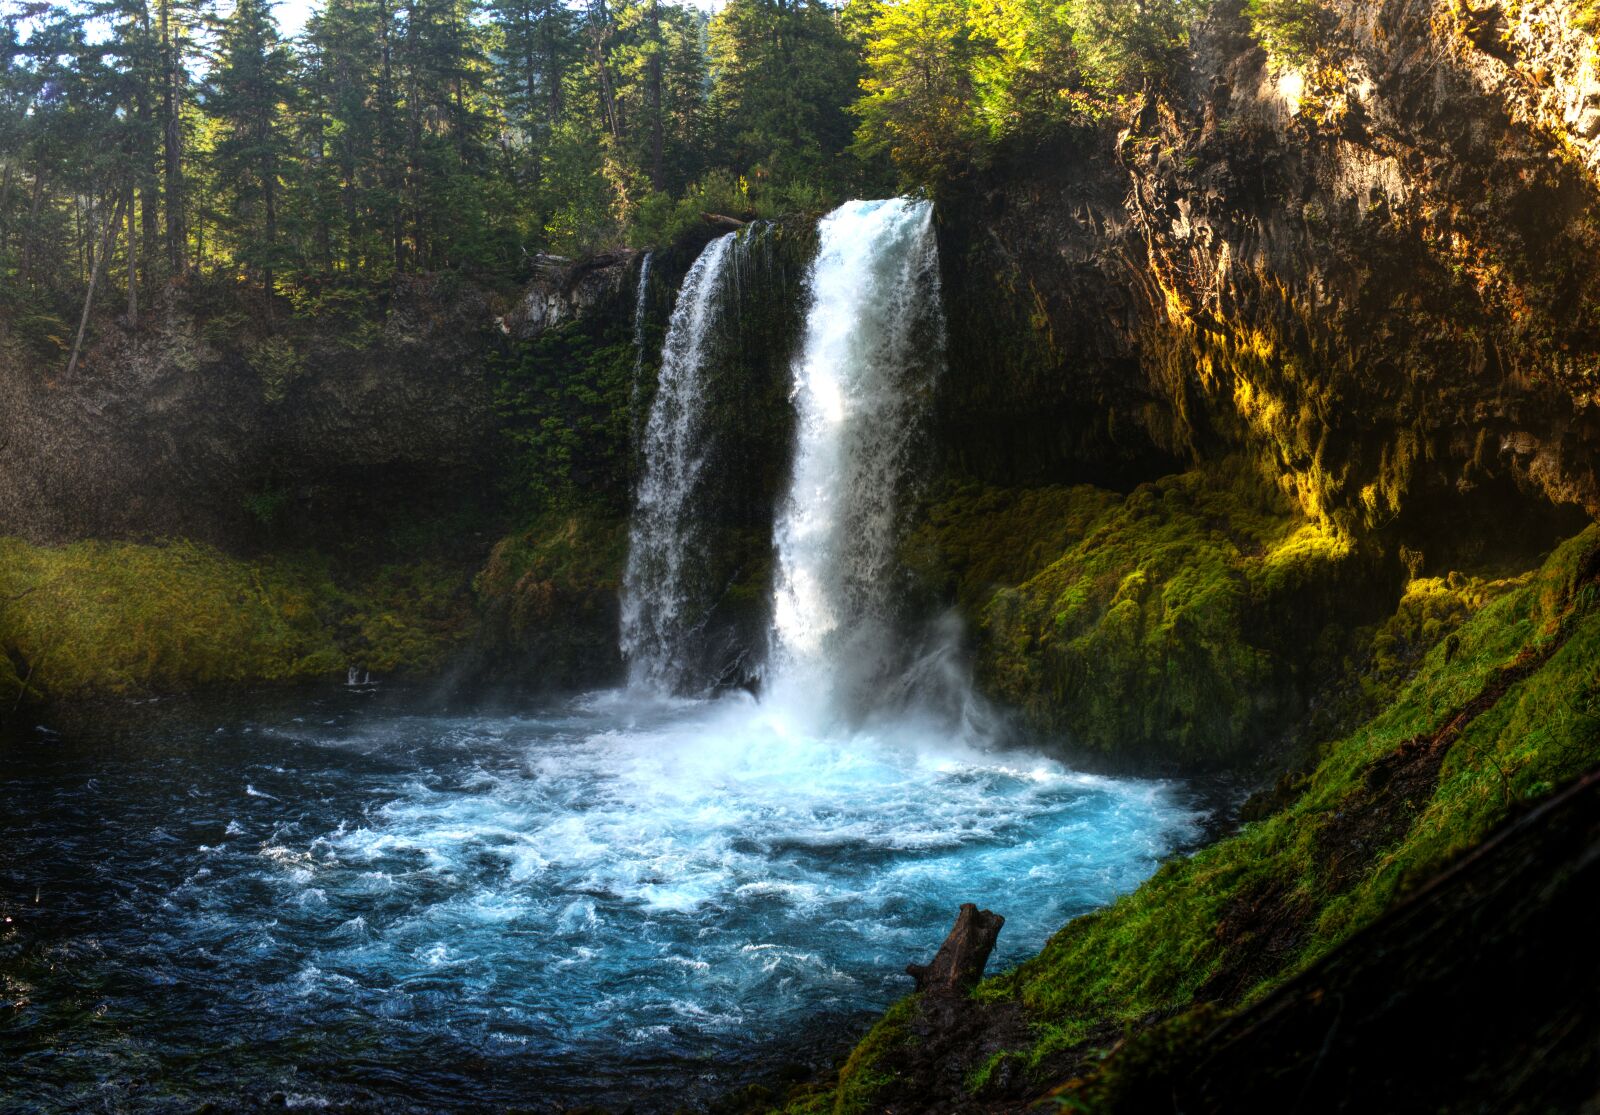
1, 200, 1202, 1112
620, 233, 736, 691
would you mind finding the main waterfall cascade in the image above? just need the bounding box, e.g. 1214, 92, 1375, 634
624, 198, 969, 726
768, 198, 950, 725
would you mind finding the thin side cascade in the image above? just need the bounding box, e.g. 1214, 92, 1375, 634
632, 251, 654, 357
630, 252, 653, 390
768, 198, 946, 723
629, 251, 655, 451
620, 233, 737, 691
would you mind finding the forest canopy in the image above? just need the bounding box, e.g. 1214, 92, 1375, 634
0, 0, 1315, 314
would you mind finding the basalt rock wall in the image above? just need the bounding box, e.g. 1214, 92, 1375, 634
937, 0, 1600, 564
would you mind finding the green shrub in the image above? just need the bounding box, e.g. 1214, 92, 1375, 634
1245, 0, 1326, 70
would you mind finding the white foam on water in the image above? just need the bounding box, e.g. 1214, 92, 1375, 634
195, 695, 1201, 1067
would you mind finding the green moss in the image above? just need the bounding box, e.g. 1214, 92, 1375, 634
1045, 526, 1592, 1032
474, 509, 628, 627
830, 995, 920, 1115
912, 464, 1363, 764
821, 526, 1600, 1108
902, 484, 1123, 613
472, 508, 629, 687
0, 537, 472, 704
492, 316, 636, 518
965, 1049, 1011, 1094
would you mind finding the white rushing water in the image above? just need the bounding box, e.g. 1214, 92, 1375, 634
632, 250, 654, 371
620, 233, 736, 691
768, 198, 946, 725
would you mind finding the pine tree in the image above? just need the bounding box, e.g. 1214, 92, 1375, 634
208, 0, 294, 296
709, 0, 860, 190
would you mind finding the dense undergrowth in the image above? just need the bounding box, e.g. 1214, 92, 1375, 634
472, 508, 630, 689
791, 524, 1600, 1113
0, 537, 474, 711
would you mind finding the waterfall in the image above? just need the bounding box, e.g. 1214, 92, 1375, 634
632, 251, 654, 361
628, 251, 655, 451
630, 251, 653, 393
620, 233, 737, 691
622, 201, 967, 727
767, 198, 946, 721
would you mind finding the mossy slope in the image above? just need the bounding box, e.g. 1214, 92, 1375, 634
0, 537, 474, 712
472, 508, 629, 688
906, 464, 1371, 766
795, 525, 1600, 1112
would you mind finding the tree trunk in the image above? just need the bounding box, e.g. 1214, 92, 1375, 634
162, 0, 186, 273
646, 0, 664, 187
126, 181, 139, 329
588, 0, 622, 139
263, 139, 278, 313
377, 0, 404, 273
543, 19, 563, 122
906, 904, 1004, 996
0, 162, 15, 259
21, 168, 47, 285
66, 190, 129, 379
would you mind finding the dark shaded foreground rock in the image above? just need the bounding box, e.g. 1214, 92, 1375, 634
906, 904, 1005, 996
1066, 765, 1600, 1114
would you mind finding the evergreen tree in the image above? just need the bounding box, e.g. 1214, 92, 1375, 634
709, 0, 860, 190
853, 0, 985, 186
208, 0, 294, 294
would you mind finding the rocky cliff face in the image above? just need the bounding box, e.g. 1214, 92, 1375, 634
938, 0, 1600, 549
0, 276, 503, 549
0, 250, 660, 554
499, 250, 644, 341
772, 7, 1600, 1109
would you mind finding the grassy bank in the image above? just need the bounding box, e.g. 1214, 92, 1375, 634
0, 537, 475, 710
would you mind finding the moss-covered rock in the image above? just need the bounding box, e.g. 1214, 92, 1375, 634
472, 508, 630, 689
906, 463, 1372, 766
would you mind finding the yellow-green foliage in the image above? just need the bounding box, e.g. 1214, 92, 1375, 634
827, 995, 921, 1115
902, 483, 1123, 613
816, 528, 1599, 1107
1352, 569, 1528, 711
474, 509, 627, 636
911, 466, 1358, 762
0, 537, 472, 705
472, 507, 629, 686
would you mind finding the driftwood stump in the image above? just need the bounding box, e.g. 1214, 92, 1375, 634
907, 903, 1005, 995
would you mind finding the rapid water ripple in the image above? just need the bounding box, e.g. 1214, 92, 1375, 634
0, 692, 1199, 1111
